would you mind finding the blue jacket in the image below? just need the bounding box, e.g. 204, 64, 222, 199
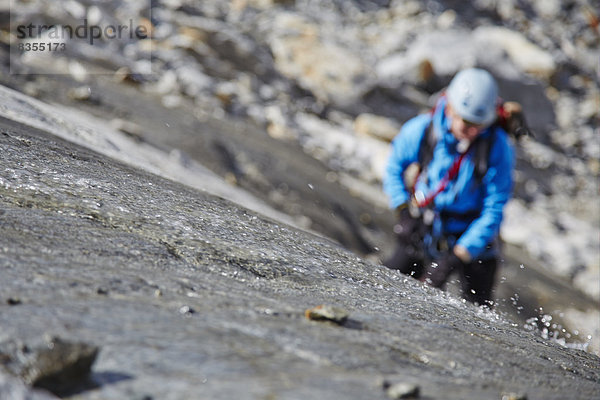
384, 98, 514, 259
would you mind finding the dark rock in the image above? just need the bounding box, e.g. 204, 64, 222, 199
96, 287, 109, 295
0, 336, 99, 397
6, 298, 22, 306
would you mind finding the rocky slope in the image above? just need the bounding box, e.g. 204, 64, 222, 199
0, 0, 599, 395
3, 0, 598, 298
0, 102, 599, 400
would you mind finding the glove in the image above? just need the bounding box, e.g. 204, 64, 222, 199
393, 205, 421, 243
424, 252, 464, 288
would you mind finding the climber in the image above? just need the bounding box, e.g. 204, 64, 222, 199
383, 68, 517, 306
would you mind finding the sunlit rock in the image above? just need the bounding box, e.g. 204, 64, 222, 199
268, 13, 371, 107
353, 113, 401, 143
474, 27, 556, 79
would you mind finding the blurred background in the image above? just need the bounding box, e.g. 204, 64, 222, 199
1, 0, 598, 353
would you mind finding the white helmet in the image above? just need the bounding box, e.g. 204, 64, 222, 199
446, 68, 498, 126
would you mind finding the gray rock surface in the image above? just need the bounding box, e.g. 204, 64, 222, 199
1, 1, 600, 397
0, 109, 599, 399
2, 0, 598, 300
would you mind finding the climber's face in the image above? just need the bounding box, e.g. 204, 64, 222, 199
446, 102, 485, 143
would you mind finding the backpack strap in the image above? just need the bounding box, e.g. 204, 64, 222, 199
417, 117, 496, 189
472, 125, 497, 182
417, 118, 437, 172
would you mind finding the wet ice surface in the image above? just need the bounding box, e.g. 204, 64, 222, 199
1, 113, 599, 399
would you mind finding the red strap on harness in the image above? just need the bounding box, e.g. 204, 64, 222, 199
413, 146, 471, 208
496, 101, 509, 128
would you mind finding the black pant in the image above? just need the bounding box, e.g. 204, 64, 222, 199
384, 239, 426, 278
454, 257, 498, 305
384, 207, 427, 277
423, 253, 498, 305
384, 215, 498, 306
